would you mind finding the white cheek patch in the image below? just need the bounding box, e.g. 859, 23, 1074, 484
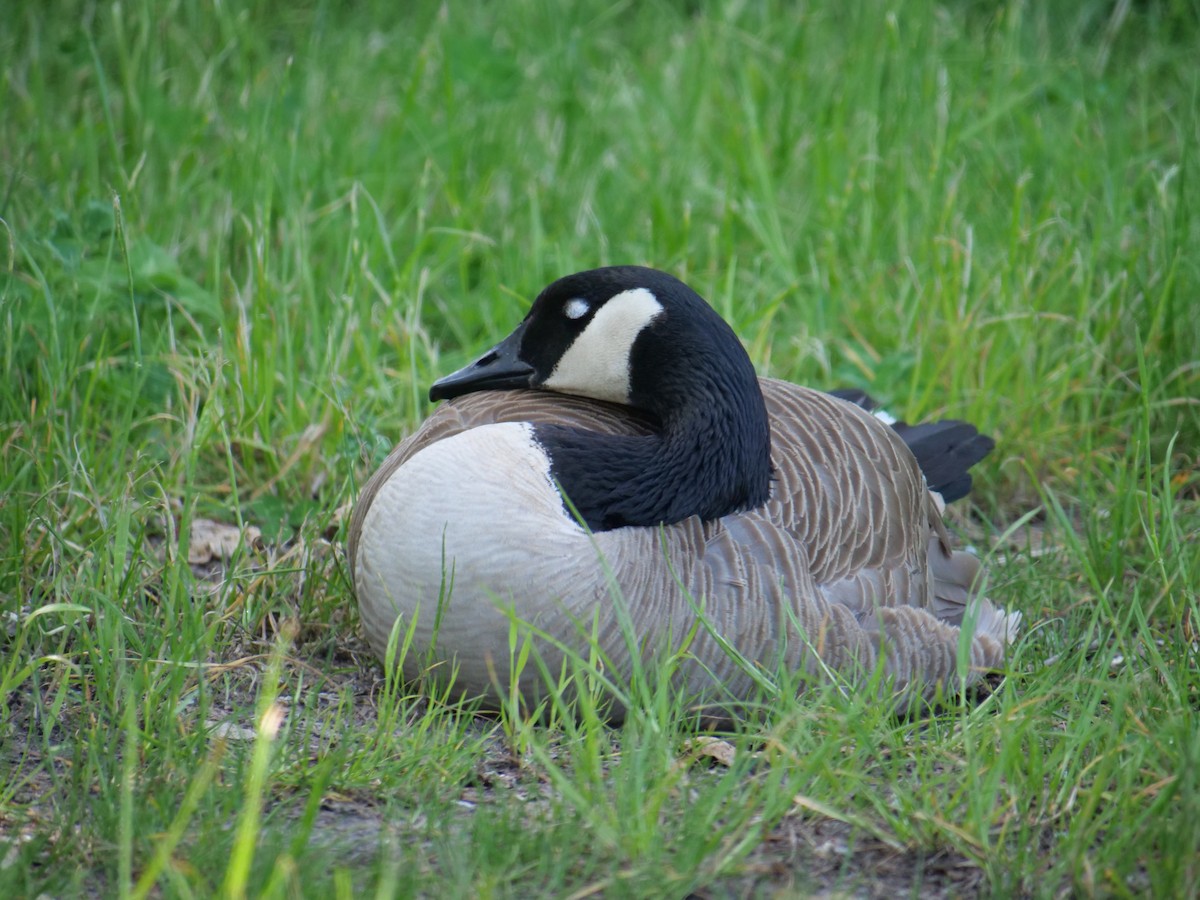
543, 287, 664, 404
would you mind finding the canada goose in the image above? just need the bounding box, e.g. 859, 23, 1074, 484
348, 266, 1020, 718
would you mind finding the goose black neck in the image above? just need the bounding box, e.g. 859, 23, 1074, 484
535, 360, 772, 532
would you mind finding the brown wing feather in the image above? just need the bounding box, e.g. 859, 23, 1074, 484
756, 379, 930, 580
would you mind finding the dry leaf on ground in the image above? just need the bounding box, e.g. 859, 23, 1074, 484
188, 517, 263, 565
683, 736, 738, 767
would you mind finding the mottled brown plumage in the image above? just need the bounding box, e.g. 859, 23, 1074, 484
349, 379, 1018, 719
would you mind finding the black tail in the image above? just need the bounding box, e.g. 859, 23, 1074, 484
828, 389, 994, 504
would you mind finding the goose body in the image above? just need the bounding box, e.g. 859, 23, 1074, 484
349, 267, 1020, 717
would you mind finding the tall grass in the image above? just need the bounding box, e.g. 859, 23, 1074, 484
2, 0, 1197, 896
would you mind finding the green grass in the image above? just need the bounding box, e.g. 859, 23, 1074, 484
2, 0, 1198, 895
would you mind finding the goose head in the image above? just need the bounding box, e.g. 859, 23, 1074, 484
429, 266, 772, 531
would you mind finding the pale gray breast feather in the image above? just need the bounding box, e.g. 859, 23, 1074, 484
347, 390, 655, 581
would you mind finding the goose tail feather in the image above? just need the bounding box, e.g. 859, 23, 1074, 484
928, 541, 1022, 650
828, 389, 995, 504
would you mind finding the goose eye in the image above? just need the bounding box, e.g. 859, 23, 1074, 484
563, 298, 590, 320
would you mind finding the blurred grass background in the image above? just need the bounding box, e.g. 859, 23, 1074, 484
2, 0, 1198, 896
